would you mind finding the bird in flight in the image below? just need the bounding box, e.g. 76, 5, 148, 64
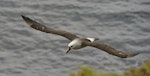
22, 15, 149, 58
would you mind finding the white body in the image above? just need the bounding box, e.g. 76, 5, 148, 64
68, 38, 97, 49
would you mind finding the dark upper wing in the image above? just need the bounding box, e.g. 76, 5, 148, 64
22, 15, 79, 41
82, 41, 138, 58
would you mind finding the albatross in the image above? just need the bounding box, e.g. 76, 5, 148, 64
22, 15, 149, 58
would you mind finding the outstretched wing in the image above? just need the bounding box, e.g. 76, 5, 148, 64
82, 41, 138, 58
22, 15, 79, 41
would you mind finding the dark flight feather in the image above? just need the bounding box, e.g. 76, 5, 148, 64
82, 41, 137, 58
22, 15, 78, 41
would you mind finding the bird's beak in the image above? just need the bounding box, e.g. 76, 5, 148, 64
66, 47, 71, 53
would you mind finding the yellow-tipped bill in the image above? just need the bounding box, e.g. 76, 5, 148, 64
66, 47, 71, 53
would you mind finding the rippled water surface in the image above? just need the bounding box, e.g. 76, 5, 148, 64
0, 0, 150, 76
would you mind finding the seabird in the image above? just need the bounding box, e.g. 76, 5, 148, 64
21, 15, 149, 58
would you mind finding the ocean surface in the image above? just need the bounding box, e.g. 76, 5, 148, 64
0, 0, 150, 76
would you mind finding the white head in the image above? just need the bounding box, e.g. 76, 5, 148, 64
66, 39, 82, 53
86, 37, 99, 42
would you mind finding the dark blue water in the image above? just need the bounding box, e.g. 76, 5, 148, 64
0, 0, 150, 76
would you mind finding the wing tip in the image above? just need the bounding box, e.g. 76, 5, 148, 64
21, 15, 34, 26
21, 15, 28, 21
21, 15, 25, 18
